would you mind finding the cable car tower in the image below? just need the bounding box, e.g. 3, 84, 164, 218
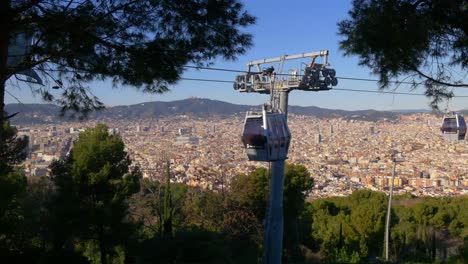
234, 50, 337, 264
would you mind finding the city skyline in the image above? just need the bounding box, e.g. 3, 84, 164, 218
17, 112, 468, 198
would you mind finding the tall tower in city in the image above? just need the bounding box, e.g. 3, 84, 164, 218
209, 124, 216, 134
315, 134, 322, 144
369, 126, 375, 135
28, 134, 34, 150
329, 124, 334, 135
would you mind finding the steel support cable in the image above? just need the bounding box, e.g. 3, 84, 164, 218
179, 77, 468, 98
21, 66, 468, 97
182, 65, 468, 88
29, 64, 468, 89
182, 65, 417, 84
180, 77, 234, 83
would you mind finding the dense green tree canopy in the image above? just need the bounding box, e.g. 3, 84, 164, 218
230, 163, 313, 222
0, 121, 28, 256
229, 163, 313, 262
0, 120, 28, 174
338, 0, 468, 108
307, 192, 468, 263
50, 124, 140, 263
0, 0, 255, 119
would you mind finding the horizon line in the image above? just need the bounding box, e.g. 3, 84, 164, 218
6, 97, 455, 112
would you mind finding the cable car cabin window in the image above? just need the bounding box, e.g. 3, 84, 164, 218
458, 116, 467, 138
442, 118, 458, 133
242, 117, 266, 148
280, 119, 288, 147
269, 116, 280, 148
459, 116, 466, 128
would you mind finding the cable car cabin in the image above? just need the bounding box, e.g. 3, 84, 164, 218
241, 107, 291, 161
440, 113, 466, 141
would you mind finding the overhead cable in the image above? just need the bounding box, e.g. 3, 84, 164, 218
182, 65, 468, 88
179, 77, 468, 98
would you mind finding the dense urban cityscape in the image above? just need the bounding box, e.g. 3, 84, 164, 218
3, 0, 468, 262
16, 111, 468, 198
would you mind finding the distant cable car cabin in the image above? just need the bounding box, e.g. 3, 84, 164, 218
241, 105, 291, 161
440, 112, 466, 141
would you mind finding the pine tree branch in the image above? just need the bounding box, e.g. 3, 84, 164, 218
5, 89, 24, 105
82, 0, 143, 32
12, 0, 45, 14
413, 68, 468, 88
8, 56, 51, 75
411, 0, 429, 9
64, 0, 78, 11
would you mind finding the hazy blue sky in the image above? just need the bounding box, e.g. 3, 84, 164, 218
6, 0, 468, 110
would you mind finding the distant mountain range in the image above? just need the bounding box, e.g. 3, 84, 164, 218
6, 98, 428, 125
388, 109, 432, 113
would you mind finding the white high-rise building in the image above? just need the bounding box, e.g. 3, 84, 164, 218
315, 134, 322, 144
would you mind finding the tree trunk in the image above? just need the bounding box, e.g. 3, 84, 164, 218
431, 231, 436, 261
0, 79, 5, 143
99, 225, 107, 264
0, 0, 11, 142
339, 222, 343, 249
293, 219, 301, 261
163, 160, 173, 236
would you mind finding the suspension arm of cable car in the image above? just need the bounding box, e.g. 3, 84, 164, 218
233, 50, 338, 94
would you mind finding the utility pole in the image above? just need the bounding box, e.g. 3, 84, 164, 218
234, 51, 338, 264
384, 156, 404, 261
